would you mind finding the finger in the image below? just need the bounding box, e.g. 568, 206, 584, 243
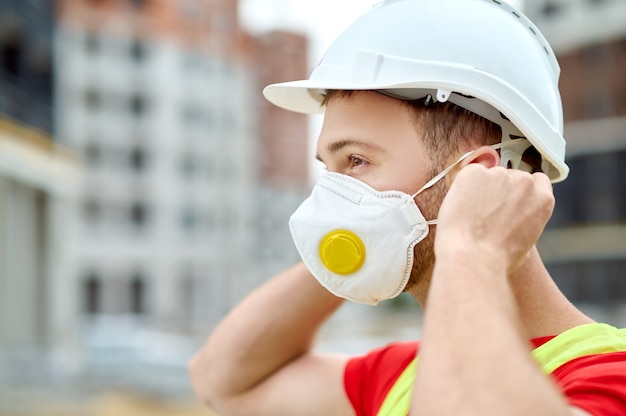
531, 172, 556, 219
532, 172, 553, 192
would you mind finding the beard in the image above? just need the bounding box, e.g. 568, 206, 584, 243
403, 175, 448, 299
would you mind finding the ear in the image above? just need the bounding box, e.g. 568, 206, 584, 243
459, 145, 500, 169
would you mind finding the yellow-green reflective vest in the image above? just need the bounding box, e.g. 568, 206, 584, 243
376, 323, 626, 416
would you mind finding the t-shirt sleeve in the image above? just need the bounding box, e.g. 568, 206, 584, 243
344, 341, 419, 416
551, 351, 626, 415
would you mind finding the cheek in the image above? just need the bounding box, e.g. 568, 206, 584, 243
415, 180, 448, 220
390, 150, 434, 194
360, 169, 417, 193
364, 168, 431, 194
380, 162, 433, 195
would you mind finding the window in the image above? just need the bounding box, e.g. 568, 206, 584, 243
130, 94, 147, 117
583, 90, 613, 118
130, 274, 146, 314
84, 89, 102, 111
84, 273, 101, 314
130, 40, 146, 62
129, 147, 146, 171
85, 142, 101, 165
180, 153, 197, 176
83, 197, 102, 223
550, 150, 626, 227
180, 272, 195, 323
129, 0, 149, 8
28, 38, 53, 96
619, 89, 626, 116
85, 33, 100, 54
181, 206, 197, 230
582, 44, 610, 70
581, 152, 620, 222
550, 259, 626, 306
540, 1, 563, 17
1, 35, 20, 76
129, 202, 148, 227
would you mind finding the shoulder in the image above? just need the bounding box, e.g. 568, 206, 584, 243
345, 341, 419, 416
553, 350, 626, 415
546, 324, 626, 415
347, 340, 419, 373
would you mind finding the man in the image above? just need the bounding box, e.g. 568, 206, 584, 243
189, 0, 626, 415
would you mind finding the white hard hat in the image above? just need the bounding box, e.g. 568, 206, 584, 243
263, 0, 569, 182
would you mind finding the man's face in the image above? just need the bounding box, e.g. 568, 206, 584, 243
315, 91, 448, 298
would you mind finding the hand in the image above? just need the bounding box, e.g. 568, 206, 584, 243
435, 164, 555, 273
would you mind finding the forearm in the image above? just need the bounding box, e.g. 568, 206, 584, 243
189, 262, 344, 408
411, 246, 569, 415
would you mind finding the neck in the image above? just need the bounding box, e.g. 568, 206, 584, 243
505, 246, 593, 339
413, 247, 594, 338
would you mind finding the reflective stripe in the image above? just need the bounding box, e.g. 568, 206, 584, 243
532, 323, 626, 374
376, 358, 418, 416
376, 323, 626, 416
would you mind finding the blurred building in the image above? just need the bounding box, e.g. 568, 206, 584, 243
528, 0, 626, 322
0, 0, 79, 385
49, 0, 308, 395
0, 0, 54, 131
252, 30, 309, 278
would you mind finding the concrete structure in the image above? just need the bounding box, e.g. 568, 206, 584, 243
50, 0, 309, 394
0, 117, 79, 383
527, 1, 626, 323
0, 0, 80, 386
0, 0, 54, 132
56, 0, 255, 335
251, 30, 310, 279
0, 1, 310, 406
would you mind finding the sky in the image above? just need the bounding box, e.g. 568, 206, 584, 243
240, 0, 377, 67
240, 0, 525, 66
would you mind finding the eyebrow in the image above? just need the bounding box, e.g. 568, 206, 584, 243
315, 139, 384, 162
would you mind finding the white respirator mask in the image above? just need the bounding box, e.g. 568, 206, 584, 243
289, 144, 502, 305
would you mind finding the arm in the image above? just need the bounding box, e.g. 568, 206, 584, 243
411, 165, 588, 415
188, 262, 355, 416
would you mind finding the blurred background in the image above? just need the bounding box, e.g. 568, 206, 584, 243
0, 0, 625, 415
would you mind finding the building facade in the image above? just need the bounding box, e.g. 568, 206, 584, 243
51, 0, 309, 394
0, 0, 54, 132
527, 0, 626, 323
0, 0, 79, 389
251, 30, 310, 279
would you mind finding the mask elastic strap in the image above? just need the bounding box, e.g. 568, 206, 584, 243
412, 143, 502, 225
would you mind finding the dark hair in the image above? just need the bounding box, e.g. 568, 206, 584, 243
321, 90, 502, 172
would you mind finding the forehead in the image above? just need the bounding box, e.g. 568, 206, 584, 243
317, 91, 423, 155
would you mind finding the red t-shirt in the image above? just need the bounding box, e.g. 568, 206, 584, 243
345, 336, 626, 415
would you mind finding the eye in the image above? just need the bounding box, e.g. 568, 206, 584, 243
348, 156, 368, 169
